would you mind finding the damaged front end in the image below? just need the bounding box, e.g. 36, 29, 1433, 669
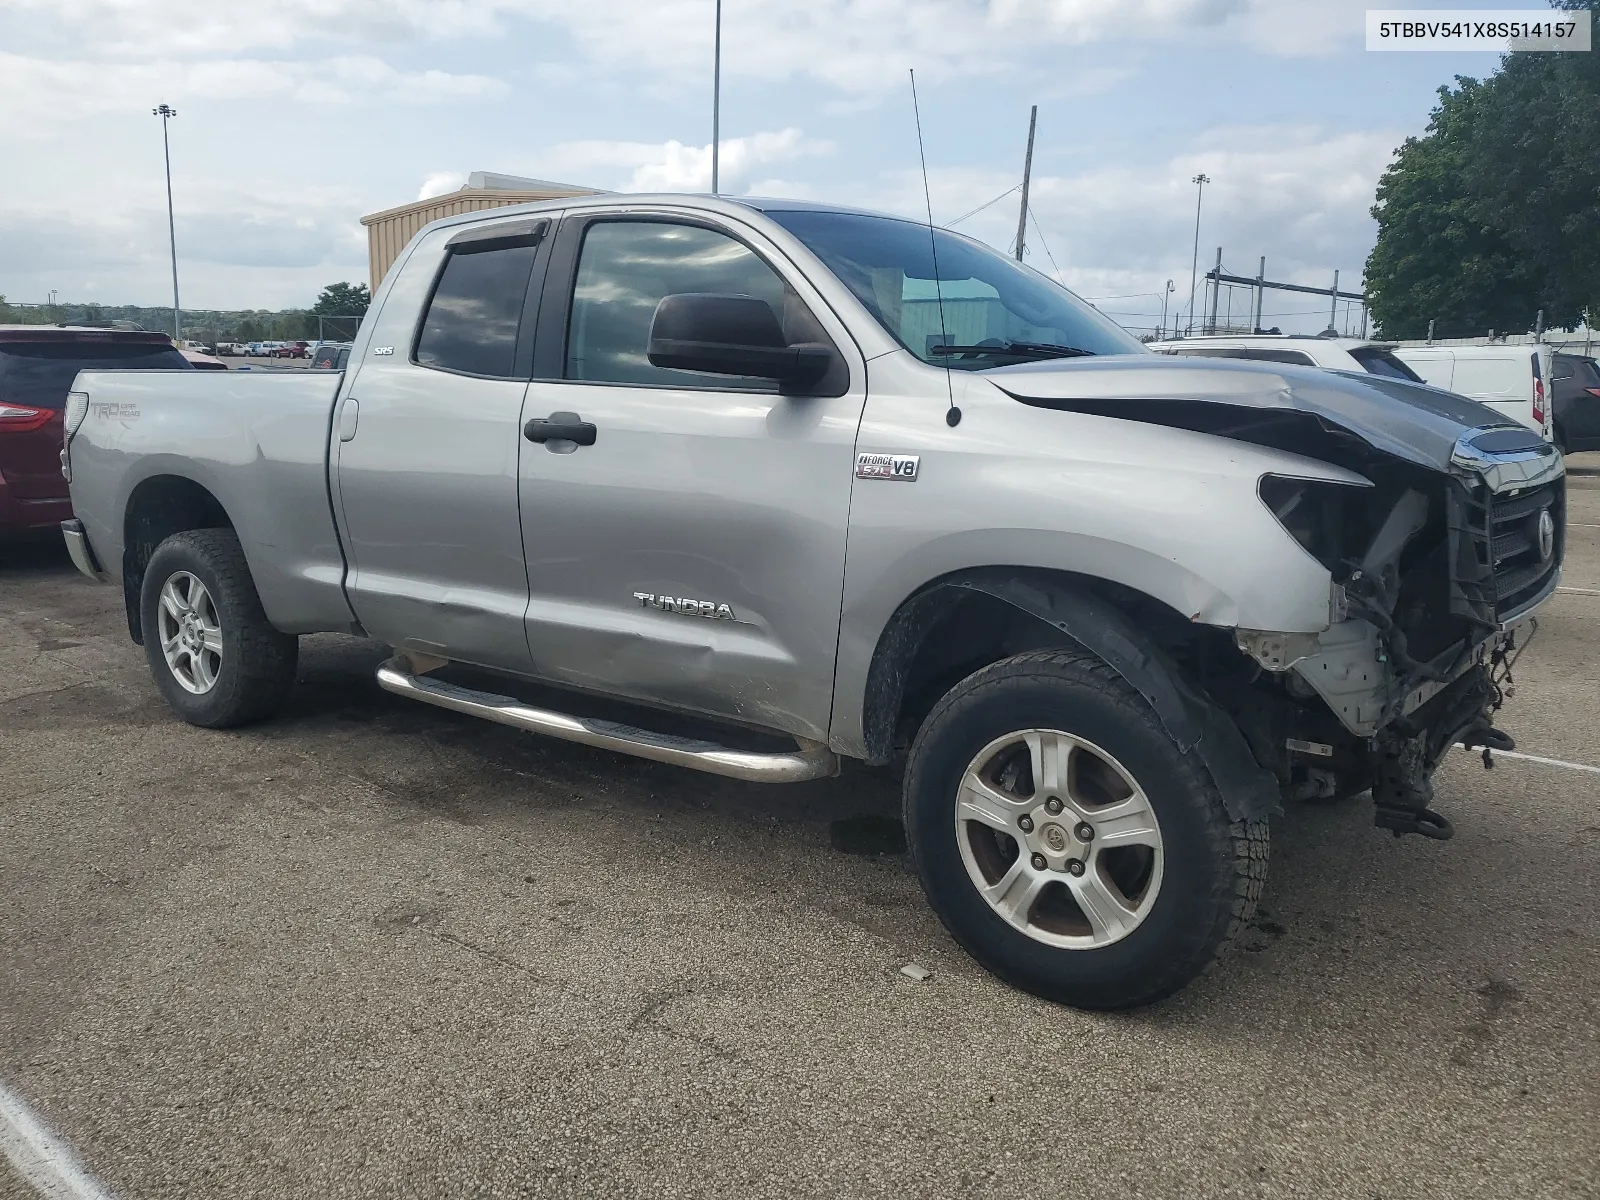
994, 358, 1566, 839
1238, 426, 1562, 838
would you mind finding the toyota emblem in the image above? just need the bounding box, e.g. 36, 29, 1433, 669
1537, 508, 1555, 562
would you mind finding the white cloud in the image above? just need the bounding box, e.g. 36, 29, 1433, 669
5, 0, 1375, 93
0, 51, 502, 130
538, 128, 833, 194
418, 172, 468, 200
0, 175, 369, 309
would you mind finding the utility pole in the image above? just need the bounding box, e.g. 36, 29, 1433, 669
1252, 256, 1265, 333
153, 104, 181, 342
1014, 105, 1037, 262
1186, 173, 1209, 335
710, 0, 722, 194
1206, 247, 1221, 333
1327, 269, 1339, 333
1159, 279, 1173, 339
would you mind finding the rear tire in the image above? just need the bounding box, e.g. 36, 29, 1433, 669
140, 528, 298, 728
903, 648, 1268, 1010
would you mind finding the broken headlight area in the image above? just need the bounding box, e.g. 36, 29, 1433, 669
1258, 471, 1464, 673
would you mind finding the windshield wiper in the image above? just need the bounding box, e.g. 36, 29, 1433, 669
928, 341, 1095, 361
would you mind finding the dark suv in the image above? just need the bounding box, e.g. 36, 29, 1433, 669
0, 328, 192, 537
310, 343, 351, 370
1552, 353, 1600, 453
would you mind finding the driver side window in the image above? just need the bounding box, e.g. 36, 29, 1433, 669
566, 220, 797, 390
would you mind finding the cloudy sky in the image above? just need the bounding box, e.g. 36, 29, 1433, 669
0, 0, 1553, 332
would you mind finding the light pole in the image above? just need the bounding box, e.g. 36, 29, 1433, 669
1159, 279, 1174, 339
710, 0, 722, 194
153, 104, 181, 342
1186, 173, 1209, 336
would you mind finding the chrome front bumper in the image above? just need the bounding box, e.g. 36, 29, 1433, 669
61, 519, 111, 583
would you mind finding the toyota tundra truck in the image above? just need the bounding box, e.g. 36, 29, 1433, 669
58, 194, 1564, 1009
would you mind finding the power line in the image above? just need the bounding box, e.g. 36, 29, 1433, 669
1026, 205, 1062, 284
946, 184, 1020, 228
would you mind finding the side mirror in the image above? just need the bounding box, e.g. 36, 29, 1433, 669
648, 293, 832, 384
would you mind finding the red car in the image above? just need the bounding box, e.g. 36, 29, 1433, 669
272, 342, 308, 359
0, 327, 192, 537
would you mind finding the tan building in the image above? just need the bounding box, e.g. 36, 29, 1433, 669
360, 171, 600, 288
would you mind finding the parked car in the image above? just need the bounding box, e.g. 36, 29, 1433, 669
309, 343, 351, 370
181, 349, 230, 371
1551, 353, 1600, 453
1392, 344, 1554, 440
58, 194, 1562, 1009
1148, 334, 1424, 380
0, 326, 191, 537
272, 342, 309, 359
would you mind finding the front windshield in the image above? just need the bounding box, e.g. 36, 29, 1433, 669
767, 208, 1145, 368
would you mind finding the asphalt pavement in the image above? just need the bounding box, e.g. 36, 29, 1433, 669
2, 458, 1598, 1199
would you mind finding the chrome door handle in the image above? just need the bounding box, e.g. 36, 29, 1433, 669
524, 412, 596, 446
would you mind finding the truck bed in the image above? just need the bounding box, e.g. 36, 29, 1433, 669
65, 369, 358, 635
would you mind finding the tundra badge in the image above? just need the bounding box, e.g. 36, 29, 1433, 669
855, 452, 920, 481
634, 593, 736, 620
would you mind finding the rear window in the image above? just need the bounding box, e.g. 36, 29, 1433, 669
0, 341, 192, 409
1553, 355, 1598, 384
1348, 347, 1422, 382
1454, 356, 1532, 399
414, 241, 538, 378
1169, 346, 1317, 366
1166, 347, 1252, 359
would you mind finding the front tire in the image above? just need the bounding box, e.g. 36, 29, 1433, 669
903, 648, 1268, 1010
140, 528, 298, 728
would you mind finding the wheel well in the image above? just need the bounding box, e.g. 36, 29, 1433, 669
862, 569, 1208, 766
121, 476, 233, 644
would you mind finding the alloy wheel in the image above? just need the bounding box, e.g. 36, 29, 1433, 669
954, 728, 1164, 949
157, 571, 223, 694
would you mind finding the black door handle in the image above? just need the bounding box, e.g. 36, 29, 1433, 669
524, 412, 597, 446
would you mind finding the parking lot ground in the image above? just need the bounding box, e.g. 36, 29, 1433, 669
2, 461, 1599, 1199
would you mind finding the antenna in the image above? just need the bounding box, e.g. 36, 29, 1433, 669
909, 69, 960, 428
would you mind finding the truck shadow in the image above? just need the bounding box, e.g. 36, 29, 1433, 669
0, 532, 76, 578
257, 632, 1591, 1029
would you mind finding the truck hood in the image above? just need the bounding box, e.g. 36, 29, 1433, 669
987, 354, 1551, 475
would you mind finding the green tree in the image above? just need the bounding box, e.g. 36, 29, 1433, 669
1366, 4, 1599, 338
272, 310, 318, 340
311, 282, 370, 316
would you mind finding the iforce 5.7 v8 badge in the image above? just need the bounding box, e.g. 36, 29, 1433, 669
855, 452, 920, 481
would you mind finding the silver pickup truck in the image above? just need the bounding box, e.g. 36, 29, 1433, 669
59, 194, 1564, 1009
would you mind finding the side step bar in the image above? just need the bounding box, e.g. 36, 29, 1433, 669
375, 657, 839, 784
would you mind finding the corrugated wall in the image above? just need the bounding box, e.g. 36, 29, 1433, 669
360, 189, 592, 288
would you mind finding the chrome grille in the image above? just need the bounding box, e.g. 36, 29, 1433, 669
1482, 479, 1563, 619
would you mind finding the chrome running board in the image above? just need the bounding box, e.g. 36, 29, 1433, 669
375, 657, 839, 784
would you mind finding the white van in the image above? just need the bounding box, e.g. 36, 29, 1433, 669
1391, 345, 1553, 440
